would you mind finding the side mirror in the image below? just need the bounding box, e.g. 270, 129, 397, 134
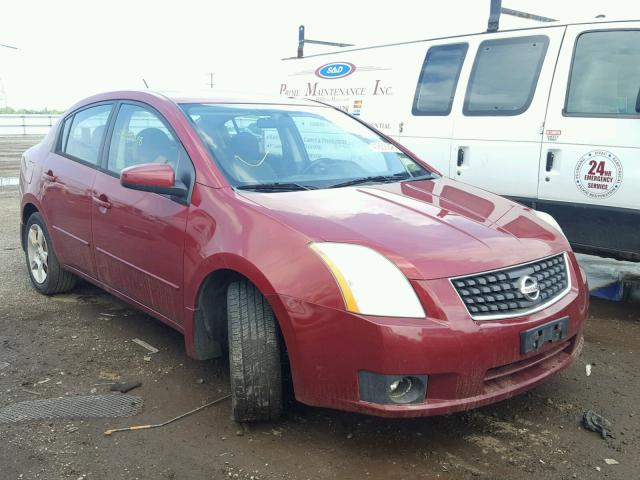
120, 163, 188, 198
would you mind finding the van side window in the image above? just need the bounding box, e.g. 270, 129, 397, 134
565, 30, 640, 117
412, 43, 468, 116
63, 104, 113, 165
463, 36, 549, 116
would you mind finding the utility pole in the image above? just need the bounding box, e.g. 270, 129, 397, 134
0, 42, 19, 109
207, 73, 216, 89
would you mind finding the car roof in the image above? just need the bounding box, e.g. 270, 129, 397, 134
161, 90, 318, 107
68, 90, 325, 114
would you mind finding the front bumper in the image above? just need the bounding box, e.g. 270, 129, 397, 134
271, 257, 588, 417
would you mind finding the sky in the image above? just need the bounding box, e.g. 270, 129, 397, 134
1, 0, 638, 110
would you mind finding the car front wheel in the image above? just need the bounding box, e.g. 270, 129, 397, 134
227, 279, 283, 422
24, 212, 76, 294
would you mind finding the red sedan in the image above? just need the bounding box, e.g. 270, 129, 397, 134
19, 91, 588, 421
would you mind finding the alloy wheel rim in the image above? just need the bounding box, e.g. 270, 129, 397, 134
27, 224, 48, 284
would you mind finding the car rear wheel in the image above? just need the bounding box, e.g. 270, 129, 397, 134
227, 279, 283, 422
24, 213, 76, 294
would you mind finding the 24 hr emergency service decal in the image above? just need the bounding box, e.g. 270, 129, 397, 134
574, 150, 623, 199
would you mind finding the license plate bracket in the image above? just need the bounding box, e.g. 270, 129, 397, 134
520, 317, 569, 354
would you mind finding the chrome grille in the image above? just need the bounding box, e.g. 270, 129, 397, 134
451, 253, 570, 320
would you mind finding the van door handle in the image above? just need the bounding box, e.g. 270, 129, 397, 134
92, 194, 112, 210
42, 170, 57, 182
545, 151, 555, 172
457, 148, 464, 167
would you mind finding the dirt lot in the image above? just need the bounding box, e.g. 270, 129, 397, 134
0, 140, 638, 479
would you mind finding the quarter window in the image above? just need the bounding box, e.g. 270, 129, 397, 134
63, 104, 112, 164
412, 43, 468, 116
463, 35, 549, 116
107, 104, 181, 174
566, 30, 640, 116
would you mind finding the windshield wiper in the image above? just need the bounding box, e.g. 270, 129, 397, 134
330, 172, 434, 189
236, 182, 316, 192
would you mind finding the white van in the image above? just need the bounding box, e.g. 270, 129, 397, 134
277, 18, 640, 262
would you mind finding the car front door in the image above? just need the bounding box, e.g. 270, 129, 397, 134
537, 24, 640, 261
40, 103, 113, 278
91, 102, 195, 325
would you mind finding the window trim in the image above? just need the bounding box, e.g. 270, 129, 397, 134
562, 28, 640, 119
53, 101, 116, 169
411, 42, 469, 117
462, 35, 550, 117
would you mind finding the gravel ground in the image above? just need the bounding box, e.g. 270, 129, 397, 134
0, 142, 638, 479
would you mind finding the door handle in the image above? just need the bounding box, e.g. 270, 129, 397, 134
42, 170, 57, 182
457, 148, 465, 167
92, 194, 112, 210
545, 151, 555, 172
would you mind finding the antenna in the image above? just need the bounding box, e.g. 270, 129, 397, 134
297, 25, 355, 58
488, 0, 557, 32
142, 78, 149, 88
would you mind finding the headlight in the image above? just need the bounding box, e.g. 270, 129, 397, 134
533, 210, 565, 236
310, 242, 425, 318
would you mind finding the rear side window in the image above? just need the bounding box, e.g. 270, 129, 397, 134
59, 116, 72, 151
63, 104, 112, 164
412, 43, 468, 116
463, 35, 549, 116
565, 30, 640, 116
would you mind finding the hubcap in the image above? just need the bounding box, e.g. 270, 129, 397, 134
27, 224, 48, 284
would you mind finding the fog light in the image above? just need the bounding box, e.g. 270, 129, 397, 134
388, 377, 412, 398
359, 371, 428, 405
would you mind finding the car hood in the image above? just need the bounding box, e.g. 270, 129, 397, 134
237, 178, 568, 280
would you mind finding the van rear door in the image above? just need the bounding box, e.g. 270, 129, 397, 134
450, 27, 565, 199
537, 24, 640, 261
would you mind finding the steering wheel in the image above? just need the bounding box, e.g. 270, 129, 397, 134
301, 158, 367, 176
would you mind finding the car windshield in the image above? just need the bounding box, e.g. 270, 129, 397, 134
180, 103, 434, 191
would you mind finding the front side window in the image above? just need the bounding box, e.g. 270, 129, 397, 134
63, 104, 112, 164
566, 30, 640, 116
412, 43, 468, 116
107, 104, 180, 174
464, 35, 549, 116
181, 103, 432, 190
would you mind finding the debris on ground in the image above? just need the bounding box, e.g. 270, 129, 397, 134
582, 410, 614, 439
132, 338, 159, 354
604, 458, 619, 465
195, 378, 204, 384
110, 382, 142, 393
585, 364, 592, 376
104, 394, 230, 436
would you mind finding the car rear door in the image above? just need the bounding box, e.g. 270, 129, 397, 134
91, 102, 195, 325
449, 27, 565, 199
40, 103, 114, 278
537, 24, 640, 261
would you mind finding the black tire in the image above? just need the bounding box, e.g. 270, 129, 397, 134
24, 212, 77, 294
227, 279, 283, 422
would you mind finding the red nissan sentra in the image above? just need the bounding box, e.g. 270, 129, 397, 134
19, 91, 588, 421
